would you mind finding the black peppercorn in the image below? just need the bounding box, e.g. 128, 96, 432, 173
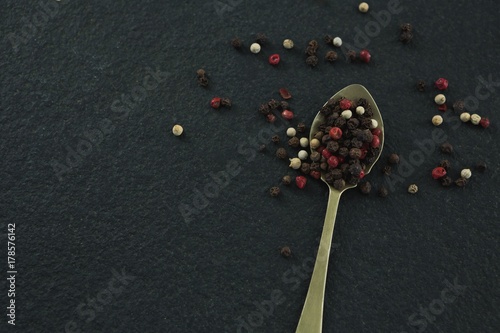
310, 162, 320, 171
349, 163, 362, 177
349, 148, 362, 159
357, 98, 369, 108
359, 181, 372, 194
320, 162, 328, 171
439, 159, 451, 170
196, 69, 206, 77
288, 137, 300, 148
197, 76, 208, 87
417, 80, 426, 92
455, 177, 467, 187
280, 246, 292, 258
327, 141, 339, 153
320, 106, 333, 116
301, 163, 311, 174
400, 23, 413, 32
282, 175, 292, 185
476, 161, 487, 172
310, 151, 321, 162
221, 98, 232, 107
280, 101, 289, 110
334, 117, 346, 128
350, 138, 363, 148
325, 51, 338, 62
305, 45, 317, 56
400, 31, 413, 43
272, 135, 280, 144
268, 99, 280, 110
378, 186, 389, 197
441, 176, 453, 187
306, 55, 319, 67
231, 38, 243, 49
346, 50, 357, 62
258, 144, 266, 152
308, 39, 319, 49
382, 165, 392, 175
259, 104, 271, 114
322, 134, 331, 145
453, 100, 465, 112
440, 142, 453, 154
338, 147, 349, 157
255, 33, 267, 45
331, 169, 343, 180
297, 122, 306, 133
333, 179, 345, 190
347, 118, 360, 130
388, 153, 400, 164
324, 35, 333, 44
276, 148, 287, 159
325, 172, 335, 184
270, 186, 280, 197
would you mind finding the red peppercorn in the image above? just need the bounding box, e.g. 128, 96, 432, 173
322, 149, 332, 159
359, 170, 365, 179
279, 88, 291, 99
329, 127, 343, 140
296, 176, 307, 189
281, 110, 294, 120
266, 114, 276, 123
360, 148, 367, 160
269, 54, 280, 66
371, 128, 382, 137
371, 135, 380, 148
359, 49, 371, 63
435, 78, 449, 90
339, 99, 352, 110
480, 117, 490, 128
310, 170, 321, 179
327, 156, 339, 168
337, 155, 345, 164
210, 97, 221, 109
431, 167, 447, 179
438, 104, 447, 112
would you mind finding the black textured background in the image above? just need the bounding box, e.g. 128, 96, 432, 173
1, 0, 499, 332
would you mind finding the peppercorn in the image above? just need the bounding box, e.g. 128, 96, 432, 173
470, 114, 481, 125
268, 99, 280, 110
286, 127, 297, 137
197, 76, 208, 87
400, 23, 413, 32
301, 162, 311, 174
338, 147, 349, 157
333, 179, 345, 190
480, 118, 490, 128
283, 39, 294, 49
439, 160, 451, 170
306, 55, 319, 67
196, 69, 206, 77
298, 150, 309, 160
270, 186, 280, 197
305, 45, 317, 56
231, 38, 242, 49
440, 142, 453, 154
288, 137, 300, 148
326, 141, 339, 153
407, 184, 418, 194
359, 181, 371, 194
434, 94, 446, 105
282, 175, 292, 185
258, 144, 266, 152
255, 33, 267, 45
280, 101, 289, 110
271, 135, 280, 144
455, 178, 467, 187
476, 161, 487, 172
382, 165, 392, 175
310, 162, 320, 171
310, 138, 321, 149
322, 134, 332, 145
269, 53, 281, 66
359, 49, 371, 63
325, 51, 338, 62
453, 100, 465, 112
297, 122, 306, 133
416, 80, 426, 92
346, 50, 357, 62
324, 35, 334, 44
172, 124, 184, 136
349, 163, 362, 177
435, 78, 449, 90
432, 167, 447, 179
358, 2, 369, 13
460, 168, 472, 179
266, 114, 276, 123
432, 115, 443, 126
279, 88, 292, 100
400, 31, 413, 43
250, 42, 261, 54
299, 138, 309, 148
347, 118, 360, 130
441, 176, 453, 187
296, 175, 307, 189
378, 186, 389, 197
221, 98, 232, 108
320, 162, 328, 171
276, 148, 287, 159
259, 104, 271, 115
349, 148, 362, 159
280, 246, 292, 258
308, 39, 318, 48
289, 158, 301, 169
460, 112, 471, 122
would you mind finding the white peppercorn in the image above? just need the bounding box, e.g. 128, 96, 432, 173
460, 168, 472, 179
283, 39, 294, 49
370, 119, 378, 129
434, 94, 446, 105
300, 137, 309, 148
333, 37, 342, 47
460, 112, 471, 122
341, 110, 352, 119
298, 150, 309, 160
289, 158, 302, 169
310, 138, 321, 149
172, 124, 183, 136
286, 127, 296, 137
408, 184, 418, 194
432, 115, 443, 126
356, 106, 365, 115
250, 43, 261, 54
470, 114, 481, 125
358, 2, 369, 13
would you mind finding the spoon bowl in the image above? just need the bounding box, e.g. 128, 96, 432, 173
296, 84, 384, 333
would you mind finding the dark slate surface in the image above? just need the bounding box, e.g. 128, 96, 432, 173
1, 0, 499, 332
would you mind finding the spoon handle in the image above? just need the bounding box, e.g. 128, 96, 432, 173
295, 188, 342, 333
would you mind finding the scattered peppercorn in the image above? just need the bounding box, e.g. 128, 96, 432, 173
388, 153, 400, 164
288, 137, 300, 148
258, 144, 266, 152
453, 100, 465, 112
280, 246, 292, 258
480, 117, 490, 128
283, 39, 294, 49
250, 43, 261, 54
324, 35, 334, 44
259, 104, 271, 115
221, 98, 232, 108
289, 158, 302, 169
407, 184, 418, 194
295, 175, 307, 189
440, 142, 453, 154
378, 186, 389, 197
196, 69, 206, 77
346, 50, 357, 62
210, 97, 221, 109
400, 23, 413, 32
280, 101, 289, 110
400, 31, 413, 43
460, 168, 472, 179
432, 115, 443, 126
333, 37, 342, 47
306, 55, 319, 67
297, 122, 306, 133
435, 78, 449, 90
231, 38, 242, 49
434, 94, 446, 105
460, 112, 471, 122
272, 135, 280, 144
268, 99, 280, 110
276, 148, 288, 159
431, 167, 447, 179
197, 76, 208, 87
358, 2, 369, 13
359, 181, 372, 194
172, 124, 184, 136
270, 186, 280, 197
279, 88, 292, 100
325, 51, 338, 62
359, 49, 371, 63
255, 33, 267, 45
269, 54, 281, 66
441, 176, 453, 187
282, 110, 294, 120
301, 162, 311, 174
455, 178, 467, 187
282, 175, 292, 185
470, 114, 481, 125
476, 161, 487, 172
416, 80, 426, 92
439, 160, 451, 170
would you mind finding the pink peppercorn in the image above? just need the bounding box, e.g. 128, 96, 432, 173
339, 99, 352, 110
432, 167, 447, 179
296, 176, 307, 189
435, 78, 449, 90
480, 117, 490, 128
310, 171, 321, 179
359, 49, 371, 63
266, 114, 276, 123
281, 110, 294, 120
327, 156, 339, 168
322, 149, 332, 159
359, 170, 365, 179
269, 54, 280, 65
371, 135, 380, 148
210, 97, 221, 109
371, 128, 382, 137
329, 127, 343, 140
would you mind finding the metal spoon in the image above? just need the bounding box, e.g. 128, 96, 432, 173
295, 84, 384, 333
